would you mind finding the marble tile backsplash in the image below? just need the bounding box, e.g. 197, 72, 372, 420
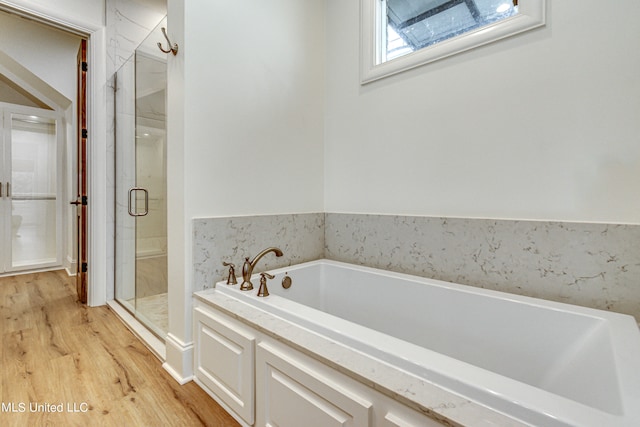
192, 212, 639, 320
325, 213, 640, 320
193, 213, 325, 291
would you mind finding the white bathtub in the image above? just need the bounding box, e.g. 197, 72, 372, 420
213, 259, 640, 426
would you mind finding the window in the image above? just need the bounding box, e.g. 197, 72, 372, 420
360, 0, 545, 83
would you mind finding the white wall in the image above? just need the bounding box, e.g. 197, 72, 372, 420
0, 12, 80, 103
325, 0, 640, 224
165, 0, 325, 381
182, 0, 325, 217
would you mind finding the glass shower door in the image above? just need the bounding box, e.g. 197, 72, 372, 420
1, 109, 61, 273
114, 19, 168, 339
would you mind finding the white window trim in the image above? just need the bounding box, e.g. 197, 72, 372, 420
360, 0, 546, 84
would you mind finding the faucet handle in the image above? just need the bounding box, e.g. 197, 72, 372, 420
222, 261, 237, 285
257, 272, 275, 297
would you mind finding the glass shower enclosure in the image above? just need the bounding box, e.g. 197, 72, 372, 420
0, 108, 61, 273
114, 18, 168, 339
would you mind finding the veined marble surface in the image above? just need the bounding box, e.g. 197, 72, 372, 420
107, 0, 166, 74
192, 213, 639, 319
193, 213, 325, 291
325, 213, 640, 320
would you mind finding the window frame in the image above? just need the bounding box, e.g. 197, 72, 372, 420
360, 0, 546, 84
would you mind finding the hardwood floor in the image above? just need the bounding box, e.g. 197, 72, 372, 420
0, 270, 239, 427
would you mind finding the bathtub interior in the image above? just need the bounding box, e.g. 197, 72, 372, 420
216, 260, 636, 417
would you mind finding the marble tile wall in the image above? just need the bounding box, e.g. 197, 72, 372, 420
193, 213, 325, 291
193, 212, 639, 319
325, 213, 640, 320
107, 0, 167, 75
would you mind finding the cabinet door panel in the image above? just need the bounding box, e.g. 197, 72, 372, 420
257, 341, 372, 427
194, 307, 255, 424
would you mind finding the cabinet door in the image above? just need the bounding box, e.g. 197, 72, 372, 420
256, 341, 372, 427
194, 307, 255, 425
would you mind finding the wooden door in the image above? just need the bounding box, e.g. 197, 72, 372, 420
73, 39, 88, 303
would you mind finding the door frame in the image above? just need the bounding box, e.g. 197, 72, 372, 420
0, 1, 109, 306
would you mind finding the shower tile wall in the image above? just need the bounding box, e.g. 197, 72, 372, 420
325, 213, 640, 320
193, 213, 325, 291
107, 0, 167, 72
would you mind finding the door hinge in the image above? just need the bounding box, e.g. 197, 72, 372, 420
82, 128, 88, 139
81, 263, 88, 273
81, 196, 88, 206
82, 61, 88, 72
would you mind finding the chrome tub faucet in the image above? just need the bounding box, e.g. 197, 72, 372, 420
240, 247, 283, 290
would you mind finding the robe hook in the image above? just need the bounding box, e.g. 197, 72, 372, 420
157, 27, 178, 56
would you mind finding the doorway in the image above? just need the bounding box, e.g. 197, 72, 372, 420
0, 105, 62, 273
0, 9, 87, 282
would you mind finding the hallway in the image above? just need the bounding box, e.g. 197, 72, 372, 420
0, 270, 238, 426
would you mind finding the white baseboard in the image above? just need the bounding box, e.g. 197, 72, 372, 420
66, 255, 77, 276
163, 332, 194, 384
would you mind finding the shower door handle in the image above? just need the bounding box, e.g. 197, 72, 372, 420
128, 187, 149, 217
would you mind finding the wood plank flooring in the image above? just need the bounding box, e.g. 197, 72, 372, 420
0, 270, 239, 427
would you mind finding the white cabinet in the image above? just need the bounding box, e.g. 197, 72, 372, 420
256, 341, 372, 427
193, 306, 255, 425
193, 301, 444, 427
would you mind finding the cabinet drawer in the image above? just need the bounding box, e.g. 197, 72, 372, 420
256, 341, 372, 427
194, 307, 255, 425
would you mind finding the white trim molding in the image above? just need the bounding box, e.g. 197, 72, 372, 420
86, 26, 109, 307
0, 0, 103, 35
360, 0, 546, 84
163, 332, 194, 384
65, 254, 77, 277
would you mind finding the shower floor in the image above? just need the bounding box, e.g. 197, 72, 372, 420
118, 255, 168, 338
126, 292, 168, 336
136, 255, 168, 298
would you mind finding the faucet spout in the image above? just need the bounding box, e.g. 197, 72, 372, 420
240, 247, 283, 291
